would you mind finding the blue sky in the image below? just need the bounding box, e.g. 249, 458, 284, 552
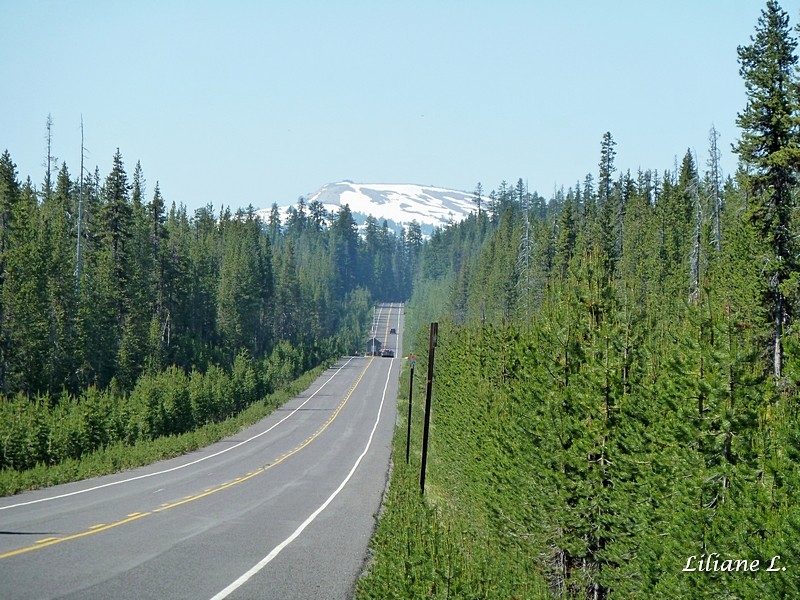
1, 1, 793, 213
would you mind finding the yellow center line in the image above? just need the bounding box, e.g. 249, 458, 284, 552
0, 356, 375, 561
2, 512, 152, 560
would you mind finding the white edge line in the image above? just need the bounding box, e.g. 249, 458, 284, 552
209, 353, 394, 600
0, 357, 355, 512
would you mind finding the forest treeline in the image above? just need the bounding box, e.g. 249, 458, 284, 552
0, 144, 421, 472
359, 2, 800, 598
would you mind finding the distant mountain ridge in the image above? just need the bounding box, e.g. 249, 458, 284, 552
260, 181, 478, 235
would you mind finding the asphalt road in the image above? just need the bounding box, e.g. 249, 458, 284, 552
0, 303, 403, 600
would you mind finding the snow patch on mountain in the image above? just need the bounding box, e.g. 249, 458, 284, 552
260, 181, 478, 235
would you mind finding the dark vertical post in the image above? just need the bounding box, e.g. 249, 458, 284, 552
405, 357, 415, 464
420, 322, 438, 494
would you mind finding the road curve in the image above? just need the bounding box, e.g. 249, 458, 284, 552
0, 303, 403, 600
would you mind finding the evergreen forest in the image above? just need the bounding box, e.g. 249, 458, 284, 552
357, 2, 800, 598
0, 142, 421, 477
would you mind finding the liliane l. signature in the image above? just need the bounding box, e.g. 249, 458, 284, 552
683, 553, 786, 573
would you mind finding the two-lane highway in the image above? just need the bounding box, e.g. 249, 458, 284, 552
0, 303, 403, 599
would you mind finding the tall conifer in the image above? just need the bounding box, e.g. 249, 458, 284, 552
734, 0, 800, 379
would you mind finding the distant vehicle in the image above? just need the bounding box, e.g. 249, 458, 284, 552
380, 348, 395, 358
366, 337, 382, 356
390, 328, 397, 334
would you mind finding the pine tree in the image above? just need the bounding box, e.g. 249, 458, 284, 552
187, 204, 221, 355
0, 150, 21, 393
734, 0, 800, 379
147, 183, 167, 299
131, 160, 145, 209
161, 203, 193, 368
473, 181, 484, 216
555, 193, 577, 278
274, 240, 302, 343
117, 166, 154, 389
41, 163, 80, 393
216, 215, 272, 360
707, 125, 724, 252
42, 114, 57, 203
329, 204, 360, 298
3, 180, 50, 393
307, 199, 328, 232
676, 150, 703, 303
267, 203, 282, 241
101, 149, 133, 268
593, 133, 620, 276
617, 180, 658, 305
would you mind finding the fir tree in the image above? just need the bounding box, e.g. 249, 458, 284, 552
101, 149, 133, 267
42, 163, 80, 393
598, 132, 618, 274
3, 180, 50, 393
267, 202, 281, 241
473, 181, 484, 216
329, 204, 360, 297
0, 150, 21, 393
734, 0, 800, 379
555, 193, 576, 278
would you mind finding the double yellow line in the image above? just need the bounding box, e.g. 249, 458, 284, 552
0, 357, 375, 561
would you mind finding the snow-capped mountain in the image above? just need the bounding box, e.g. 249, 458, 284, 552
259, 181, 478, 235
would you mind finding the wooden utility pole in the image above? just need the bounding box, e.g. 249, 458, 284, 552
405, 354, 415, 464
420, 323, 438, 494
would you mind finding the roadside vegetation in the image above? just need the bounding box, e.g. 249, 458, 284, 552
356, 337, 551, 599
359, 4, 800, 598
0, 351, 329, 496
